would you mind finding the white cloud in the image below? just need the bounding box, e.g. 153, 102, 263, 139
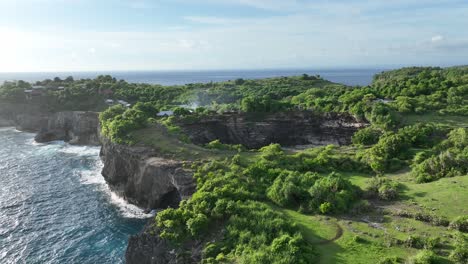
431, 35, 444, 43
88, 47, 96, 53
184, 16, 242, 25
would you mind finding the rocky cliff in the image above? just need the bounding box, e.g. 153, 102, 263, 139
34, 111, 100, 145
100, 138, 195, 210
0, 104, 100, 145
126, 223, 206, 264
99, 137, 197, 263
0, 103, 47, 131
177, 111, 367, 149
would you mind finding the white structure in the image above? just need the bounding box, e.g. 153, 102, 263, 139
105, 99, 114, 105
157, 110, 174, 117
375, 98, 394, 104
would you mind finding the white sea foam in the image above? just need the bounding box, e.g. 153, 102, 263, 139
58, 145, 100, 156
78, 159, 153, 219
0, 127, 16, 132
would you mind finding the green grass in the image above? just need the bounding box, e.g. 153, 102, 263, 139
402, 113, 468, 128
131, 124, 237, 161
285, 168, 467, 263
392, 172, 468, 219
282, 209, 338, 243
281, 207, 417, 264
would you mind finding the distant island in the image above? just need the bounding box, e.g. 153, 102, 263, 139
0, 66, 467, 264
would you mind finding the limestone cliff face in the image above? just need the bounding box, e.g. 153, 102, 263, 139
126, 223, 204, 264
34, 111, 100, 145
0, 103, 47, 131
100, 138, 195, 210
0, 104, 100, 145
177, 111, 367, 149
99, 139, 197, 263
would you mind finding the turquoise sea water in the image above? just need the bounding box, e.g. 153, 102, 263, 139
0, 128, 150, 264
0, 69, 383, 263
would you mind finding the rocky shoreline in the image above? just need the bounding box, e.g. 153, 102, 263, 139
0, 107, 366, 264
0, 107, 194, 263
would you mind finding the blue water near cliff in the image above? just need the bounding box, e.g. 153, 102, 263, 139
0, 128, 150, 264
0, 68, 386, 86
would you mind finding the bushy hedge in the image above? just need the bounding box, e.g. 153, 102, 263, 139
411, 128, 468, 183
358, 124, 446, 174
449, 215, 468, 233
155, 157, 318, 263
352, 126, 383, 146
449, 234, 468, 263
410, 250, 440, 264
205, 139, 246, 152
366, 177, 399, 200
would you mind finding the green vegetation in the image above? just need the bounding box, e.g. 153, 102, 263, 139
411, 128, 468, 183
2, 66, 468, 263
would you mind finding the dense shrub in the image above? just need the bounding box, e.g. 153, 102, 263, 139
100, 104, 147, 144
449, 234, 468, 264
358, 132, 410, 173
411, 128, 468, 183
173, 107, 192, 116
409, 250, 440, 264
378, 256, 401, 264
405, 236, 440, 250
267, 171, 318, 208
352, 126, 383, 146
398, 123, 446, 148
365, 102, 400, 129
366, 177, 399, 200
155, 157, 318, 263
205, 139, 246, 152
241, 95, 292, 113
308, 172, 359, 214
449, 216, 468, 233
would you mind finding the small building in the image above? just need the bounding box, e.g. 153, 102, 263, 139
24, 89, 33, 100
57, 86, 65, 90
117, 100, 131, 108
105, 99, 114, 105
157, 110, 174, 117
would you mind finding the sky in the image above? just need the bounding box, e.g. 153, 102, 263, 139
0, 0, 467, 72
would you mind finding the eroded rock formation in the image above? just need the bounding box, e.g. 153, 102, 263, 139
34, 111, 100, 145
176, 111, 367, 149
100, 138, 195, 210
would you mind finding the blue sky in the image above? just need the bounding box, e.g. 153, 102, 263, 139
0, 0, 467, 72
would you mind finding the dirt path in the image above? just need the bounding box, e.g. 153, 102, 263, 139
313, 221, 344, 245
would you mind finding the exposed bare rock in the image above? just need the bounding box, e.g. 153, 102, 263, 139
100, 138, 195, 210
176, 111, 367, 149
34, 111, 100, 145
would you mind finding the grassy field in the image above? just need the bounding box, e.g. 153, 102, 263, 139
132, 124, 236, 160
131, 117, 467, 263
402, 113, 468, 128
280, 170, 468, 263
131, 123, 260, 162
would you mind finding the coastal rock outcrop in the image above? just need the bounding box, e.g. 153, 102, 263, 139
34, 111, 100, 145
126, 224, 204, 264
0, 104, 100, 145
177, 111, 367, 149
100, 139, 195, 210
0, 103, 47, 131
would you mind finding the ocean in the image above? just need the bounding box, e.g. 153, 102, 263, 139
0, 128, 150, 264
0, 68, 385, 86
0, 68, 383, 263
